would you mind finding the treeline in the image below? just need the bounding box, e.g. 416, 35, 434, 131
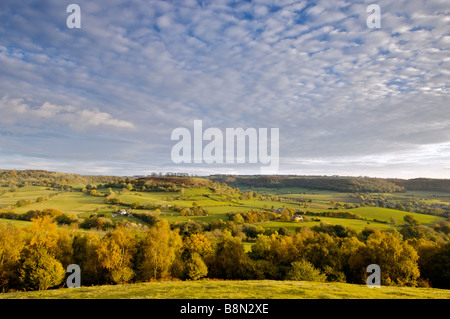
102, 179, 182, 193
0, 169, 123, 190
209, 175, 405, 193
1, 215, 449, 292
226, 209, 364, 224
210, 175, 450, 193
0, 208, 77, 225
393, 178, 450, 193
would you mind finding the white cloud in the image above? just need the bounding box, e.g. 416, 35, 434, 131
0, 96, 134, 131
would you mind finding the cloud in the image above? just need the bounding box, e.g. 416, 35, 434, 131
0, 96, 134, 131
0, 0, 448, 177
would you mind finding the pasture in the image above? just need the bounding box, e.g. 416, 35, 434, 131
1, 280, 448, 299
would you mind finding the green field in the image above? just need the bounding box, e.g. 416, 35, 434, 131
1, 280, 448, 299
258, 217, 394, 234
0, 184, 446, 232
350, 207, 440, 225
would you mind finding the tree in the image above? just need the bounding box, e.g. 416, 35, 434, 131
182, 233, 212, 258
286, 260, 326, 282
339, 236, 365, 283
131, 201, 141, 209
403, 215, 420, 226
26, 216, 60, 254
55, 227, 74, 267
16, 217, 66, 290
232, 213, 244, 224
207, 231, 252, 279
97, 226, 137, 284
137, 219, 182, 280
302, 232, 342, 274
72, 233, 102, 285
179, 234, 211, 280
413, 240, 450, 288
19, 247, 65, 290
0, 224, 23, 291
242, 224, 265, 239
185, 253, 208, 280
348, 230, 420, 286
249, 234, 272, 261
20, 247, 65, 291
390, 216, 397, 226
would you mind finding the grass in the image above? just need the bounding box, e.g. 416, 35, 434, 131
0, 187, 57, 208
13, 192, 110, 216
0, 218, 32, 228
258, 218, 394, 234
350, 207, 442, 225
1, 280, 448, 299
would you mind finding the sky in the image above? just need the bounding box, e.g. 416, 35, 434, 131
0, 0, 449, 178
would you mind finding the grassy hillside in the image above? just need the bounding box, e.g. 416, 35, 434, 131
1, 280, 448, 299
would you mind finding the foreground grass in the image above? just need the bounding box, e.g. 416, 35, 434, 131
1, 280, 449, 299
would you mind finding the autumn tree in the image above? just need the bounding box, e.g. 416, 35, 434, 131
348, 230, 420, 286
185, 253, 208, 280
19, 217, 65, 290
207, 231, 253, 279
0, 224, 23, 291
179, 233, 212, 280
412, 239, 450, 288
72, 233, 102, 285
55, 227, 74, 268
137, 219, 182, 280
97, 226, 138, 284
19, 247, 65, 290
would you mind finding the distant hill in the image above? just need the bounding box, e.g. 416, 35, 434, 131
393, 178, 450, 193
0, 169, 121, 187
135, 176, 212, 187
2, 170, 450, 193
208, 175, 450, 193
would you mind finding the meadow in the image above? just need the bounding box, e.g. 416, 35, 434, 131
1, 280, 448, 299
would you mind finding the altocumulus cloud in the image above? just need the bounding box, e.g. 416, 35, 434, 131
0, 0, 448, 177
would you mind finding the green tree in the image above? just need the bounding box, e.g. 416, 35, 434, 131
243, 224, 265, 239
413, 240, 450, 288
390, 216, 397, 226
286, 259, 326, 282
19, 248, 65, 290
404, 215, 420, 226
207, 231, 252, 279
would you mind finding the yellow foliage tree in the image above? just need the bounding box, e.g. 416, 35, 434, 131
138, 219, 182, 280
0, 223, 24, 291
